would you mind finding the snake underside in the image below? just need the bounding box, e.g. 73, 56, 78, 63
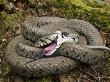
5, 16, 110, 77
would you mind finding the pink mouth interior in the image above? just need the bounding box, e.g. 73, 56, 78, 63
42, 41, 57, 56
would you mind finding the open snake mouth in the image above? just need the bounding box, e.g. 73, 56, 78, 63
40, 40, 57, 56
35, 32, 59, 56
35, 31, 79, 56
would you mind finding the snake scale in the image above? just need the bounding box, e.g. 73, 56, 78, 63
5, 17, 110, 77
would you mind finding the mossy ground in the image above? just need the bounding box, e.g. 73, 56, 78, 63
0, 0, 110, 82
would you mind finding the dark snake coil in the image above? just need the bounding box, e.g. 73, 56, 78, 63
5, 17, 110, 77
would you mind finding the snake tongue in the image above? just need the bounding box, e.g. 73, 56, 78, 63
43, 42, 57, 56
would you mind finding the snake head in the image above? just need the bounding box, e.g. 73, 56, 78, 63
61, 32, 79, 44
35, 31, 80, 57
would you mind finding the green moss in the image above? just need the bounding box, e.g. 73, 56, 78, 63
1, 0, 110, 32
0, 11, 23, 32
0, 30, 5, 40
1, 0, 110, 81
31, 0, 110, 32
48, 0, 110, 32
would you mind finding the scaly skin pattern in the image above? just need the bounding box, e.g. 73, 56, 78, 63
22, 17, 68, 42
5, 35, 77, 77
5, 17, 110, 77
16, 40, 110, 65
16, 31, 80, 59
56, 43, 110, 64
22, 17, 103, 45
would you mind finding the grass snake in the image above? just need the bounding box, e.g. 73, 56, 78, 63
5, 17, 110, 77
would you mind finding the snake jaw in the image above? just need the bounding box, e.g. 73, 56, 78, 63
40, 31, 62, 56
35, 32, 58, 47
36, 31, 80, 56
42, 40, 57, 56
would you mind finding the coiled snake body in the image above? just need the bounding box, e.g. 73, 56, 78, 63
5, 17, 110, 77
